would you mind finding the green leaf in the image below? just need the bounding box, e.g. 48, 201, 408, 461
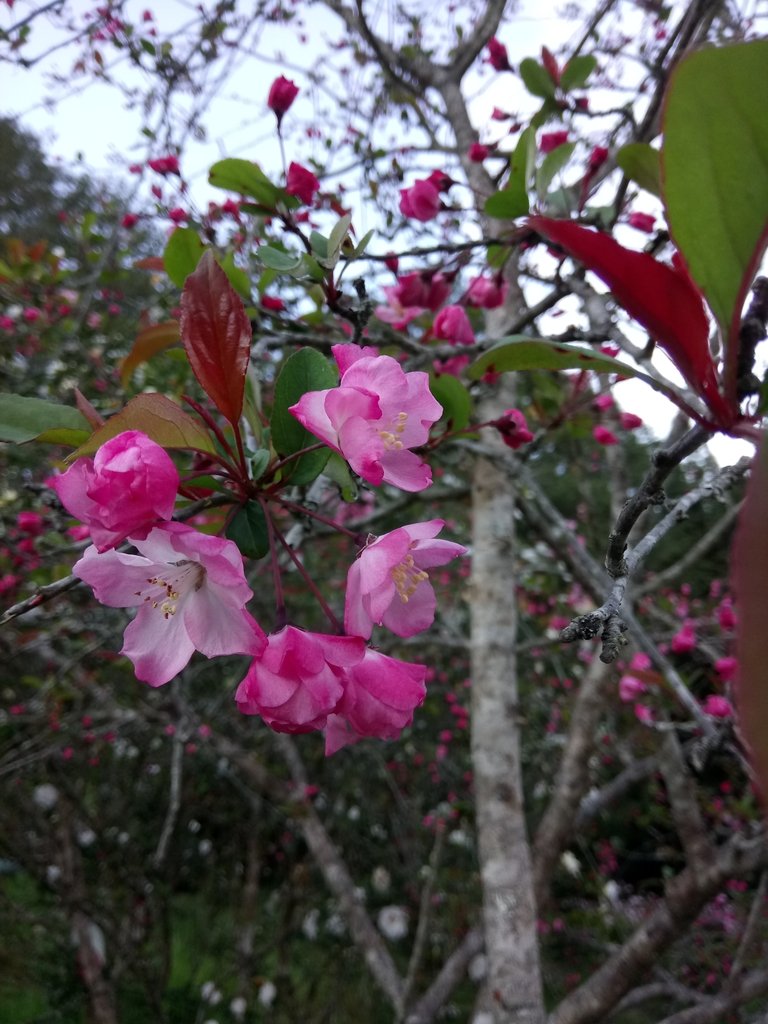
519, 57, 556, 98
560, 54, 597, 92
220, 251, 252, 299
226, 501, 269, 559
249, 449, 271, 481
325, 213, 353, 267
309, 232, 329, 260
616, 143, 661, 198
322, 451, 358, 502
536, 142, 576, 199
350, 228, 375, 258
468, 337, 641, 380
430, 373, 472, 431
163, 228, 205, 288
0, 394, 90, 446
259, 246, 303, 273
662, 38, 768, 379
68, 393, 216, 460
485, 127, 534, 220
271, 348, 338, 485
208, 158, 280, 208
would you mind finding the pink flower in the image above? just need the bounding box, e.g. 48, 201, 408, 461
52, 430, 179, 552
121, 213, 139, 229
290, 343, 443, 491
325, 649, 427, 754
168, 207, 187, 224
715, 656, 738, 681
619, 674, 647, 702
540, 131, 570, 154
268, 75, 299, 120
593, 425, 619, 446
399, 179, 441, 222
486, 37, 511, 72
620, 412, 643, 430
466, 274, 508, 309
468, 143, 490, 162
628, 211, 655, 232
426, 169, 453, 193
22, 307, 41, 323
0, 315, 14, 330
344, 520, 466, 640
717, 599, 737, 630
286, 162, 320, 205
495, 408, 534, 449
433, 305, 475, 346
73, 523, 266, 686
587, 145, 609, 172
634, 703, 654, 725
395, 271, 451, 311
147, 155, 179, 175
629, 652, 651, 671
702, 694, 733, 719
671, 621, 696, 654
433, 354, 470, 377
235, 626, 365, 733
16, 511, 45, 536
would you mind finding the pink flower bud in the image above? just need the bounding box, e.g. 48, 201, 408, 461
540, 131, 569, 154
702, 694, 733, 719
495, 408, 534, 450
486, 37, 511, 72
121, 213, 139, 229
593, 425, 618, 446
628, 211, 655, 232
286, 161, 320, 205
620, 412, 643, 430
468, 142, 490, 162
268, 75, 299, 120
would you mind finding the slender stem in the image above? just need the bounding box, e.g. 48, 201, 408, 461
261, 498, 286, 630
267, 442, 327, 478
274, 526, 343, 634
277, 497, 363, 541
181, 394, 239, 466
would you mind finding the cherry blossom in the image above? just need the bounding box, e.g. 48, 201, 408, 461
344, 520, 466, 639
290, 344, 443, 491
466, 274, 508, 309
399, 179, 441, 222
74, 523, 266, 686
52, 430, 179, 552
286, 162, 320, 205
433, 305, 475, 346
325, 649, 427, 754
495, 408, 534, 449
235, 626, 365, 733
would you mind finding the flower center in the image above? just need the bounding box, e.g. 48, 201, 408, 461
391, 553, 428, 603
379, 411, 408, 450
138, 559, 206, 619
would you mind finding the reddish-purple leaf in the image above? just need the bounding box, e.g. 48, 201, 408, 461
528, 216, 736, 426
732, 432, 768, 812
179, 250, 252, 425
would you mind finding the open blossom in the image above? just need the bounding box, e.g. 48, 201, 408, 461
399, 179, 441, 222
290, 343, 443, 491
345, 520, 466, 640
52, 430, 179, 552
433, 305, 475, 346
619, 674, 647, 702
235, 627, 366, 733
286, 161, 320, 205
268, 75, 299, 119
325, 649, 428, 754
74, 523, 266, 686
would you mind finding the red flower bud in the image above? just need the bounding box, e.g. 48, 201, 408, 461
268, 75, 299, 121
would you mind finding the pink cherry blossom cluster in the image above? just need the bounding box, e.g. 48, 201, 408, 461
52, 413, 465, 754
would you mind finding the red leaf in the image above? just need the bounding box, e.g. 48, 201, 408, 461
179, 250, 252, 425
528, 216, 736, 426
732, 432, 768, 812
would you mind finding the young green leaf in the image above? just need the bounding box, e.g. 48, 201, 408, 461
662, 38, 768, 400
163, 227, 205, 288
560, 54, 597, 92
271, 348, 337, 485
519, 57, 556, 98
430, 373, 472, 431
209, 158, 280, 208
616, 143, 661, 198
0, 394, 90, 446
226, 501, 269, 559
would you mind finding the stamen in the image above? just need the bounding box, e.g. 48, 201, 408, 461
391, 554, 428, 602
